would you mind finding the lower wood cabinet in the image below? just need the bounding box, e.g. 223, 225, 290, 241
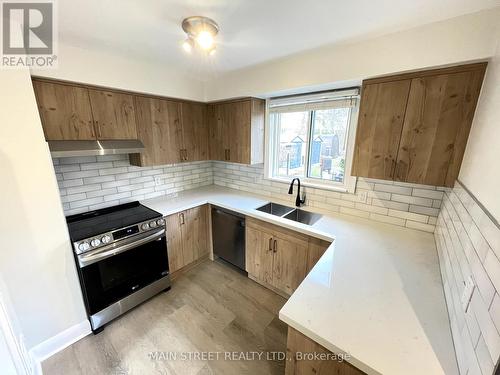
246, 218, 330, 296
286, 327, 366, 375
165, 205, 209, 274
307, 237, 331, 274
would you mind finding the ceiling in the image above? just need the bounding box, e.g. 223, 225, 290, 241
59, 0, 500, 79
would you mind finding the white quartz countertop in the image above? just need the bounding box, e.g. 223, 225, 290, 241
141, 186, 458, 375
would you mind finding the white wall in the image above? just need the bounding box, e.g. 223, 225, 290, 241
204, 7, 500, 101
0, 68, 88, 353
31, 42, 206, 102
459, 36, 500, 222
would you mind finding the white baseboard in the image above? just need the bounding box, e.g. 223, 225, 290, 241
29, 320, 91, 375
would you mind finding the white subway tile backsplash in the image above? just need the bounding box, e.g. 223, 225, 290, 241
388, 209, 428, 223
484, 250, 500, 293
54, 164, 80, 173
53, 155, 213, 215
86, 188, 118, 198
62, 170, 99, 180
58, 179, 84, 188
211, 163, 443, 232
490, 294, 500, 334
99, 166, 129, 176
391, 194, 433, 207
476, 335, 495, 375
371, 198, 409, 211
60, 193, 86, 203
374, 183, 412, 195
369, 213, 406, 226
66, 184, 102, 195
80, 161, 113, 171
82, 175, 115, 184
59, 156, 97, 164
409, 204, 440, 217
435, 183, 500, 374
340, 207, 370, 218
405, 220, 435, 233
70, 196, 104, 209
471, 290, 500, 362
412, 188, 445, 200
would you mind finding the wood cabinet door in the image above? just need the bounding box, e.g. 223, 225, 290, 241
272, 231, 308, 295
134, 96, 182, 166
286, 327, 366, 375
351, 80, 411, 180
245, 225, 274, 285
166, 213, 184, 273
181, 206, 208, 265
307, 238, 331, 274
88, 89, 138, 139
180, 101, 208, 162
32, 80, 96, 140
208, 103, 228, 161
227, 100, 251, 164
395, 70, 485, 187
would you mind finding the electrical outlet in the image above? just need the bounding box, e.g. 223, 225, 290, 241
357, 191, 367, 203
154, 176, 162, 186
461, 275, 475, 312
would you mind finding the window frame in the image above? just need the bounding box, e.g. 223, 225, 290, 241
264, 91, 359, 193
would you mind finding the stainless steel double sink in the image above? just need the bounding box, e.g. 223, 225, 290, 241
256, 202, 322, 226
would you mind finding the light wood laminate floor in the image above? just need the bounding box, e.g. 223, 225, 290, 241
42, 260, 288, 375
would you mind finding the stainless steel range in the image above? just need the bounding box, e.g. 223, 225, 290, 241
66, 202, 170, 333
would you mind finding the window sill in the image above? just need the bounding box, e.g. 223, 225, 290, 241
265, 176, 351, 194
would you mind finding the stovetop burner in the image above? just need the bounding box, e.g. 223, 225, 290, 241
66, 202, 161, 241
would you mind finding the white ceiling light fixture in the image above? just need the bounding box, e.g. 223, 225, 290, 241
182, 16, 219, 55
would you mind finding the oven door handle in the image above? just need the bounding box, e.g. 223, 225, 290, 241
78, 228, 165, 268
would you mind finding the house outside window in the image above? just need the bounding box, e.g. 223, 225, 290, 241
265, 89, 360, 193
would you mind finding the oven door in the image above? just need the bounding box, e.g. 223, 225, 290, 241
78, 228, 169, 316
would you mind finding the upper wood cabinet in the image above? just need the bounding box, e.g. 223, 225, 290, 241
208, 98, 265, 164
32, 80, 96, 140
351, 63, 487, 187
87, 89, 138, 139
395, 70, 485, 186
132, 97, 209, 167
351, 80, 411, 180
180, 101, 209, 162
132, 96, 183, 166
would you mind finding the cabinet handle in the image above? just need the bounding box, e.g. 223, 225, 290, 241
273, 240, 277, 253
179, 213, 185, 225
224, 149, 228, 161
180, 149, 184, 161
390, 159, 396, 179
268, 237, 273, 252
95, 121, 101, 139
183, 149, 188, 161
228, 149, 231, 161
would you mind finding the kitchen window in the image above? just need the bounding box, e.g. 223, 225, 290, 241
265, 89, 360, 193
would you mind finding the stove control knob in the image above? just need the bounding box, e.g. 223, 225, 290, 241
78, 242, 90, 252
149, 220, 157, 228
157, 218, 165, 226
101, 235, 111, 244
141, 223, 150, 231
90, 238, 101, 247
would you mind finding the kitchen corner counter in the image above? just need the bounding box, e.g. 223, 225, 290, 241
142, 185, 458, 375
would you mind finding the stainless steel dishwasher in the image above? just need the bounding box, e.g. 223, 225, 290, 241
211, 206, 245, 270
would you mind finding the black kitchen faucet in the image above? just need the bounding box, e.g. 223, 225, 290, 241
288, 178, 306, 207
